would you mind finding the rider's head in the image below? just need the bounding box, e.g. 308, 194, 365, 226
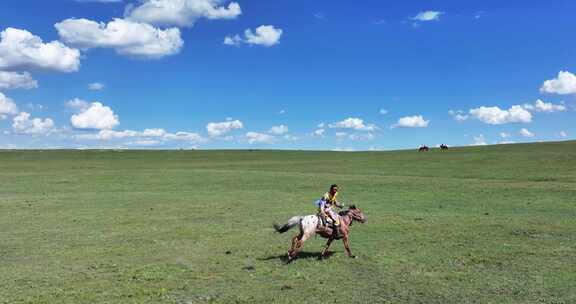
329, 184, 338, 195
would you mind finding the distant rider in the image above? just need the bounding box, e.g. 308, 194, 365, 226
317, 184, 344, 237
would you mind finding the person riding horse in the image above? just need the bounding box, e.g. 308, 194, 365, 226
316, 184, 344, 237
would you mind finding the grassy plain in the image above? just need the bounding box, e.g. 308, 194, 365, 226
1, 141, 575, 303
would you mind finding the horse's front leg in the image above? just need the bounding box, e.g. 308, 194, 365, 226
320, 238, 334, 259
342, 235, 356, 258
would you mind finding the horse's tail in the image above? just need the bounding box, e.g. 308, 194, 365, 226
273, 216, 302, 233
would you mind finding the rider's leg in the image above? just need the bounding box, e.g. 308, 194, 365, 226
325, 208, 341, 238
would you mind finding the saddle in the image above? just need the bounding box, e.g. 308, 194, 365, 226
316, 213, 333, 229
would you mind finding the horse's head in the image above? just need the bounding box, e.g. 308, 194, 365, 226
347, 205, 367, 223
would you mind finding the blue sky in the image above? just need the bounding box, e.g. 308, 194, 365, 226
0, 0, 574, 150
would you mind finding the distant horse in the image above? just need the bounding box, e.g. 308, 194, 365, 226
418, 145, 430, 152
273, 206, 367, 263
440, 144, 449, 150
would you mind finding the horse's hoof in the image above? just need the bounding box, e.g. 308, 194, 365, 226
349, 255, 357, 259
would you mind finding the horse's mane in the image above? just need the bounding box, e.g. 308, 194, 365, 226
338, 209, 349, 216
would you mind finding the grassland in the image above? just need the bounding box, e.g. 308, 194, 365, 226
1, 141, 575, 303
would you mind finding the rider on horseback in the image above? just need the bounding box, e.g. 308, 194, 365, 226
317, 184, 344, 238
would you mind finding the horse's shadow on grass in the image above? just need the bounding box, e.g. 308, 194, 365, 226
259, 251, 336, 263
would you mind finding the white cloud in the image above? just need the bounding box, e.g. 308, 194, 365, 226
469, 105, 532, 125
392, 115, 429, 128
12, 112, 55, 134
224, 25, 283, 47
126, 140, 161, 146
335, 132, 347, 139
312, 128, 325, 137
471, 134, 487, 146
559, 131, 567, 138
519, 128, 534, 138
269, 125, 288, 135
413, 11, 443, 22
78, 128, 205, 143
0, 27, 80, 72
379, 109, 388, 115
332, 147, 355, 152
277, 109, 286, 115
163, 131, 204, 142
349, 133, 375, 141
65, 98, 90, 111
55, 18, 183, 59
0, 92, 18, 116
540, 71, 576, 95
70, 102, 119, 130
523, 99, 566, 113
206, 119, 243, 137
329, 117, 376, 131
223, 34, 241, 46
88, 82, 105, 91
498, 140, 515, 145
499, 132, 511, 139
126, 0, 241, 27
0, 71, 37, 90
448, 110, 468, 122
246, 131, 275, 144
244, 25, 282, 47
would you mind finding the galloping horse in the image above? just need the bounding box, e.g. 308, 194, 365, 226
273, 206, 366, 263
418, 145, 430, 152
440, 144, 449, 150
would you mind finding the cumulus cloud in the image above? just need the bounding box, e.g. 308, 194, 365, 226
412, 11, 443, 21
245, 131, 275, 144
206, 119, 243, 137
523, 99, 566, 113
65, 98, 90, 111
540, 71, 576, 95
224, 25, 283, 47
0, 71, 37, 90
471, 134, 487, 146
126, 0, 241, 27
469, 105, 532, 125
519, 128, 534, 138
329, 117, 376, 131
88, 82, 105, 91
70, 102, 119, 130
12, 112, 55, 134
448, 110, 468, 122
500, 132, 511, 139
379, 109, 388, 115
559, 131, 567, 138
0, 92, 18, 116
269, 125, 288, 135
78, 128, 205, 143
392, 115, 429, 128
0, 27, 80, 72
75, 128, 207, 146
55, 18, 183, 58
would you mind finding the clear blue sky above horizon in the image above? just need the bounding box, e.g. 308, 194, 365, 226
0, 0, 574, 150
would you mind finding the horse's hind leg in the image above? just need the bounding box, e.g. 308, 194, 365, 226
287, 233, 302, 262
287, 232, 311, 262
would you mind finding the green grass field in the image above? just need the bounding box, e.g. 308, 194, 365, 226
1, 141, 575, 303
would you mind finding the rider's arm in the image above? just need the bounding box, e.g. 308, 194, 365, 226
334, 199, 344, 208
